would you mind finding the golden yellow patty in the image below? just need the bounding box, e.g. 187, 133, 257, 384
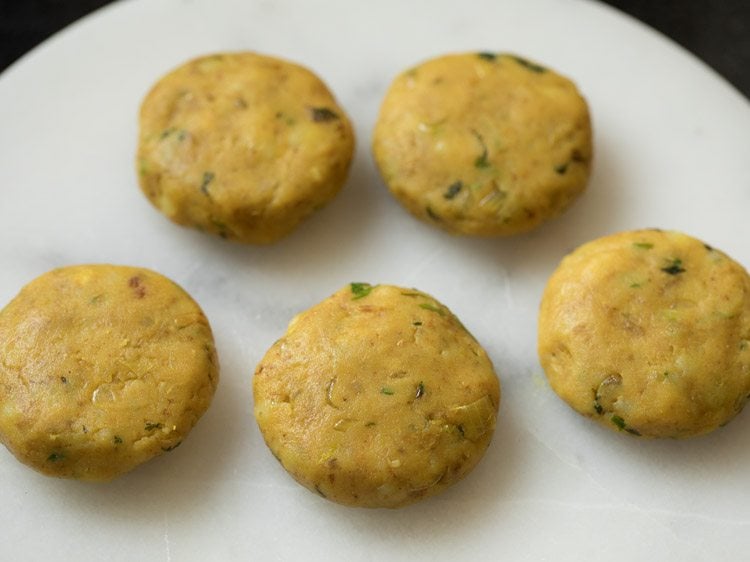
137, 52, 354, 243
253, 283, 500, 508
372, 52, 592, 236
0, 265, 219, 480
538, 230, 750, 438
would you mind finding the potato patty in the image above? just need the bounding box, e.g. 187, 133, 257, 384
0, 265, 218, 480
253, 283, 500, 508
373, 52, 592, 236
137, 52, 354, 243
538, 230, 750, 438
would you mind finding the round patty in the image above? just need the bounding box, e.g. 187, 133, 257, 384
538, 230, 750, 438
253, 283, 500, 508
0, 265, 219, 480
372, 52, 592, 236
137, 52, 354, 243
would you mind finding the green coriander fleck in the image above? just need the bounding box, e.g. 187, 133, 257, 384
419, 303, 445, 316
510, 55, 546, 73
470, 130, 491, 168
310, 107, 339, 122
444, 181, 463, 200
381, 387, 395, 395
210, 218, 229, 238
611, 415, 626, 430
661, 258, 686, 275
415, 382, 425, 399
350, 282, 373, 300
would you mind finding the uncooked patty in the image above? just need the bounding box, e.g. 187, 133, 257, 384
538, 229, 750, 438
0, 264, 219, 480
137, 52, 354, 243
373, 52, 592, 236
253, 283, 500, 508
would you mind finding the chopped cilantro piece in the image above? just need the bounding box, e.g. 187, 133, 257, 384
470, 130, 491, 168
419, 303, 445, 315
210, 218, 229, 238
350, 282, 373, 300
444, 181, 463, 199
633, 242, 654, 250
310, 107, 339, 122
477, 52, 497, 61
426, 206, 441, 221
381, 387, 395, 395
510, 55, 546, 73
159, 128, 187, 141
611, 415, 626, 430
415, 382, 425, 399
661, 258, 686, 275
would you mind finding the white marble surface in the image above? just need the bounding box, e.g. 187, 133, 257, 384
1, 0, 749, 560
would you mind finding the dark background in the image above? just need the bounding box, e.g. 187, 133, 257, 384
0, 0, 749, 99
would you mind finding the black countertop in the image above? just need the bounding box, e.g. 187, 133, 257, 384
1, 0, 748, 99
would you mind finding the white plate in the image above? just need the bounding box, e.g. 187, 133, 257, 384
1, 0, 749, 560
